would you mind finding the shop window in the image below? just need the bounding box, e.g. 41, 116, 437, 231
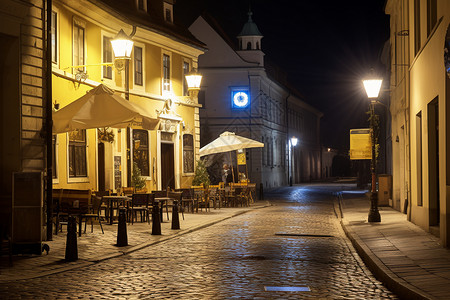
183, 134, 194, 173
68, 130, 87, 177
51, 11, 58, 64
133, 129, 149, 176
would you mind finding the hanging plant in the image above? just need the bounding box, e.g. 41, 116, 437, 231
98, 127, 115, 143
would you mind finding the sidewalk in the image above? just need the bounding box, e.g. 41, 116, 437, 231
339, 190, 450, 300
0, 201, 270, 283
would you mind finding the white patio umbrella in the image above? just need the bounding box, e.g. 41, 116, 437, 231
199, 132, 264, 183
199, 131, 264, 157
52, 84, 159, 133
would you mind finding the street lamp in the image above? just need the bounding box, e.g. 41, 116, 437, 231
290, 136, 298, 186
362, 75, 383, 222
185, 69, 202, 98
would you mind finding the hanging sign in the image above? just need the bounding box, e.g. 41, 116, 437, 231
350, 129, 372, 160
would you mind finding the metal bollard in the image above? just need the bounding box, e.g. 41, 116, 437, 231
171, 200, 180, 230
152, 200, 161, 235
116, 207, 128, 247
65, 215, 78, 262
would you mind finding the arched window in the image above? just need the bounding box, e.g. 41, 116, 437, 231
247, 42, 251, 50
256, 42, 260, 49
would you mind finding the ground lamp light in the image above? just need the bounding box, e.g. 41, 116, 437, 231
289, 136, 298, 186
185, 69, 202, 98
362, 75, 383, 223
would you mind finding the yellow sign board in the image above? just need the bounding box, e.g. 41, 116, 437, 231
350, 129, 372, 160
237, 152, 246, 165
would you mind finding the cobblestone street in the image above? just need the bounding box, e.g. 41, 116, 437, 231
0, 185, 397, 299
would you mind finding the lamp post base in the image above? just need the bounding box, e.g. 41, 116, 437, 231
368, 191, 381, 222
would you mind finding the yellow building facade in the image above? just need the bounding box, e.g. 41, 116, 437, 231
386, 0, 450, 246
51, 0, 205, 193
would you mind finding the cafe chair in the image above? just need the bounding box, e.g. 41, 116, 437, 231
153, 190, 170, 221
175, 188, 196, 213
93, 190, 111, 221
128, 193, 152, 224
83, 195, 104, 234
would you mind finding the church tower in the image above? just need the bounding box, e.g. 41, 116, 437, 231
236, 10, 264, 66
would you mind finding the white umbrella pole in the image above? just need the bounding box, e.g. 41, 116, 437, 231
230, 151, 235, 183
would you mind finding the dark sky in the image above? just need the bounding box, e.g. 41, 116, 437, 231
175, 0, 390, 150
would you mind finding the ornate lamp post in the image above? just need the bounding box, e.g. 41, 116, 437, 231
111, 29, 134, 100
362, 75, 383, 222
185, 68, 203, 98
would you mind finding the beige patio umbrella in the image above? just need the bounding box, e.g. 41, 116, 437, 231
199, 131, 264, 182
52, 84, 159, 133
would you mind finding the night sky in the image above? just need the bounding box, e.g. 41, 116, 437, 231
175, 0, 390, 150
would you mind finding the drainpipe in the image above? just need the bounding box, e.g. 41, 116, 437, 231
45, 0, 53, 240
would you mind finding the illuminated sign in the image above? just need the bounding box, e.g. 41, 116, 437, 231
350, 129, 372, 160
231, 90, 250, 109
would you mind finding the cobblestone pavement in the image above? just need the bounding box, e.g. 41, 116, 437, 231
0, 184, 398, 299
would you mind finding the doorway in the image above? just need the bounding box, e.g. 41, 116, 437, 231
428, 97, 439, 228
161, 143, 174, 190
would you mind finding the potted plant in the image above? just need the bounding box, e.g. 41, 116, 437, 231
131, 162, 146, 192
192, 159, 210, 188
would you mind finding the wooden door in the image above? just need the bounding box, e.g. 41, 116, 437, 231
161, 143, 174, 190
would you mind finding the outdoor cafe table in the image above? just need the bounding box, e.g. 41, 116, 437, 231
103, 196, 130, 225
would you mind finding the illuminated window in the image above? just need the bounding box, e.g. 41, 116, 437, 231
133, 129, 149, 176
163, 54, 170, 92
68, 130, 87, 177
52, 135, 57, 179
134, 46, 143, 86
73, 20, 85, 72
102, 36, 113, 79
183, 61, 189, 96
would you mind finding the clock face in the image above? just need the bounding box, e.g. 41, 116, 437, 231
232, 91, 250, 108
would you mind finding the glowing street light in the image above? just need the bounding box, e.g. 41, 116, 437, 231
362, 73, 383, 223
185, 69, 203, 98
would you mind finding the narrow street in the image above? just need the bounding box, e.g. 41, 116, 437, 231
1, 184, 397, 299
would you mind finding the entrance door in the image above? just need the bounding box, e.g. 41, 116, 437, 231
98, 143, 105, 191
161, 143, 174, 190
428, 98, 439, 227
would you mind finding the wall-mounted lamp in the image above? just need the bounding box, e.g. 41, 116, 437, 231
290, 136, 298, 147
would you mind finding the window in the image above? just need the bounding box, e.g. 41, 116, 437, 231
73, 20, 85, 72
51, 11, 57, 64
183, 61, 189, 96
416, 111, 423, 206
164, 2, 173, 23
68, 130, 87, 177
102, 36, 113, 79
414, 0, 421, 55
52, 135, 57, 179
134, 46, 143, 86
183, 134, 194, 173
132, 129, 149, 177
427, 0, 437, 36
163, 54, 170, 92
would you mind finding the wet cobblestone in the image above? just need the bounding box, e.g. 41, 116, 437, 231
0, 185, 397, 299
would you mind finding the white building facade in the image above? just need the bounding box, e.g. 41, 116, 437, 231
189, 12, 322, 189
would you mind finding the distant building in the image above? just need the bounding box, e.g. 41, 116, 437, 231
386, 0, 450, 246
189, 11, 323, 189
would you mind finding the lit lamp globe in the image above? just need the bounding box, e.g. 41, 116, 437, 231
111, 29, 134, 71
362, 78, 383, 99
291, 136, 298, 147
185, 69, 203, 97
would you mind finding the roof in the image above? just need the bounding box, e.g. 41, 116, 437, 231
237, 11, 262, 37
92, 0, 207, 50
